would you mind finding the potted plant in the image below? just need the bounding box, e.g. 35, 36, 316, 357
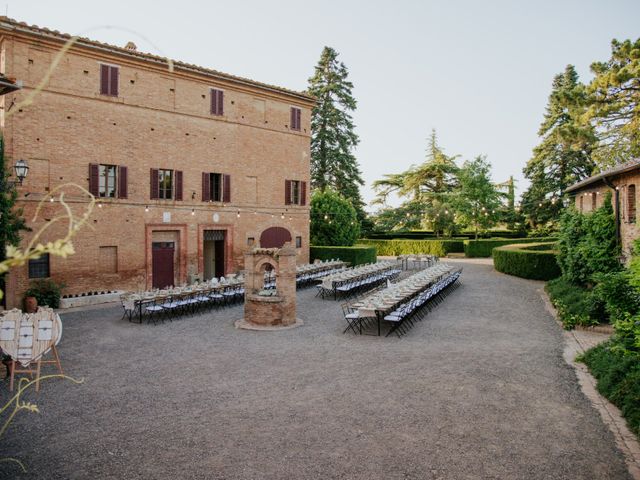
23, 279, 66, 310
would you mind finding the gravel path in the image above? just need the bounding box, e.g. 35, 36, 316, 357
0, 260, 631, 479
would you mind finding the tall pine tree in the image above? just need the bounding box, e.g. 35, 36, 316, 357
522, 65, 597, 227
308, 47, 367, 227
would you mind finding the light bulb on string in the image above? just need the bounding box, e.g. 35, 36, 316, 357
281, 213, 285, 219
191, 209, 195, 215
145, 205, 149, 212
237, 211, 241, 218
324, 214, 328, 220
97, 202, 103, 208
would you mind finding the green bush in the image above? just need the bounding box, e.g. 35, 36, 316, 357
493, 242, 561, 281
24, 279, 66, 309
546, 277, 602, 329
581, 341, 640, 437
557, 192, 620, 285
358, 238, 464, 257
464, 236, 558, 257
310, 190, 360, 246
310, 245, 377, 266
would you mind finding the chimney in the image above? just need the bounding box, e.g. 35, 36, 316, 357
124, 41, 137, 51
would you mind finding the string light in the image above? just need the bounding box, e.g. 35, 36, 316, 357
324, 214, 329, 220
97, 202, 103, 208
237, 211, 241, 218
191, 209, 195, 215
280, 213, 285, 219
144, 205, 149, 212
49, 197, 54, 203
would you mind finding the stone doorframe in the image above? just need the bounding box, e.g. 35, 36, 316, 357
197, 224, 234, 277
145, 224, 188, 290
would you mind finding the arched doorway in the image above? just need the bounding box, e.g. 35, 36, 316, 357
260, 226, 292, 248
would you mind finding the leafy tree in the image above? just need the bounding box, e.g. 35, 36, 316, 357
0, 136, 28, 303
310, 189, 359, 246
307, 47, 367, 226
587, 38, 640, 166
454, 156, 502, 239
522, 65, 597, 227
371, 130, 459, 236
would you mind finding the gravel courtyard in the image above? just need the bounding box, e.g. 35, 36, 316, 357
0, 260, 632, 480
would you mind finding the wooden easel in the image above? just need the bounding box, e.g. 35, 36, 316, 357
8, 344, 64, 392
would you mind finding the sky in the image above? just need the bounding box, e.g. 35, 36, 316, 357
7, 0, 640, 210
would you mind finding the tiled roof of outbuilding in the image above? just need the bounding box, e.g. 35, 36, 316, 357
565, 158, 640, 193
0, 16, 315, 103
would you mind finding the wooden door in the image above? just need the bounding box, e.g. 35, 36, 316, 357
214, 240, 225, 278
152, 242, 175, 289
260, 227, 292, 248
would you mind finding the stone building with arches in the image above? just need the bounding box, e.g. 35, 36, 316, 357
566, 158, 640, 261
0, 17, 313, 308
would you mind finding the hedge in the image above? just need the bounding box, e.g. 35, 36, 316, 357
367, 230, 528, 240
493, 242, 561, 280
310, 245, 377, 266
358, 239, 464, 257
464, 237, 558, 258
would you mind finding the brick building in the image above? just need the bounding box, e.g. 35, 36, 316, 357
565, 158, 640, 261
0, 17, 314, 308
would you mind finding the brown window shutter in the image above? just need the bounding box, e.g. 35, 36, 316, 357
210, 89, 217, 114
296, 108, 301, 130
223, 174, 231, 203
290, 108, 295, 129
202, 172, 211, 201
217, 90, 224, 115
150, 168, 159, 199
100, 65, 109, 95
89, 163, 100, 196
285, 180, 291, 205
118, 165, 128, 199
175, 170, 183, 201
110, 66, 119, 96
300, 181, 307, 206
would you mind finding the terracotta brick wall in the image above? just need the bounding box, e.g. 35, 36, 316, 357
1, 29, 313, 308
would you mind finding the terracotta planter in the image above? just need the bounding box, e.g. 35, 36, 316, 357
24, 296, 38, 313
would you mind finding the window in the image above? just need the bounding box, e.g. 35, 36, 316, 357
291, 180, 301, 204
89, 164, 127, 199
296, 236, 302, 248
211, 173, 223, 202
159, 169, 173, 199
150, 168, 183, 200
202, 172, 230, 202
285, 180, 306, 206
100, 64, 119, 96
290, 107, 301, 131
591, 192, 597, 211
99, 165, 117, 198
628, 185, 636, 223
210, 88, 224, 115
28, 254, 50, 279
579, 195, 584, 212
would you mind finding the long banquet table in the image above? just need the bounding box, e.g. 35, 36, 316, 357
350, 263, 458, 335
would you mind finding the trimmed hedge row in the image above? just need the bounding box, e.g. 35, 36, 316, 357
358, 239, 465, 257
310, 245, 377, 266
367, 230, 528, 240
464, 237, 558, 258
493, 242, 561, 280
